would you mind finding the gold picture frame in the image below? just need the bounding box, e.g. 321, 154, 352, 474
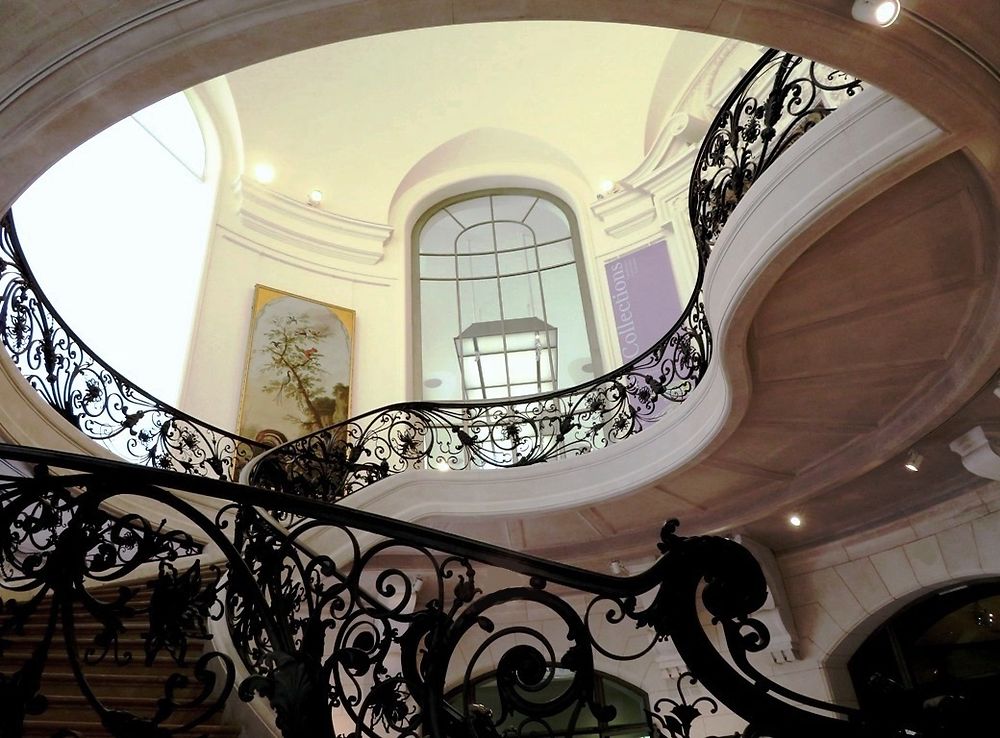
237, 285, 355, 446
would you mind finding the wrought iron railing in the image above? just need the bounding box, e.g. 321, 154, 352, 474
689, 48, 864, 251
0, 443, 913, 737
0, 48, 863, 503
247, 48, 863, 501
0, 211, 267, 481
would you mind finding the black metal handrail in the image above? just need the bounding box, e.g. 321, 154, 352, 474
0, 442, 911, 737
247, 48, 863, 501
0, 211, 267, 481
689, 48, 863, 251
0, 47, 862, 502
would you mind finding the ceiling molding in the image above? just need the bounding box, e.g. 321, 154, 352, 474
234, 177, 392, 265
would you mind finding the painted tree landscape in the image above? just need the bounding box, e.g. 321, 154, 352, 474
238, 287, 354, 446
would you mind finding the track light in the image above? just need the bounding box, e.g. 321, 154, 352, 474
852, 0, 901, 27
904, 448, 923, 472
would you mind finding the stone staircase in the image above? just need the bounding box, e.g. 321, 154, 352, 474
1, 575, 242, 738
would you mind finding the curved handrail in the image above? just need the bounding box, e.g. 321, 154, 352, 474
689, 48, 864, 249
247, 48, 863, 501
0, 442, 905, 737
0, 211, 267, 480
0, 47, 862, 498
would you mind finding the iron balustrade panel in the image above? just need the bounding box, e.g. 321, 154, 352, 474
0, 211, 266, 481
248, 296, 711, 501
0, 46, 862, 504
688, 49, 864, 255
0, 445, 915, 738
248, 47, 863, 502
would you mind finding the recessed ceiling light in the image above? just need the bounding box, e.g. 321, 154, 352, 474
904, 448, 923, 472
789, 514, 803, 527
253, 163, 275, 184
852, 0, 901, 27
599, 179, 615, 194
307, 189, 323, 206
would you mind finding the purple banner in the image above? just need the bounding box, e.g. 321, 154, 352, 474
605, 239, 682, 361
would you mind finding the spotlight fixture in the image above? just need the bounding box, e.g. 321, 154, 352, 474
609, 560, 630, 576
307, 189, 323, 206
788, 514, 803, 528
852, 0, 901, 27
599, 179, 615, 194
904, 448, 923, 472
252, 163, 275, 184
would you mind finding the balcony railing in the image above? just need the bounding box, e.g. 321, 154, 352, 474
0, 442, 907, 738
0, 212, 267, 479
0, 45, 892, 738
0, 48, 862, 502
247, 48, 864, 501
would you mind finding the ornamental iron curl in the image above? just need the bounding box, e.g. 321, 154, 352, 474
688, 49, 863, 255
0, 445, 918, 737
246, 48, 862, 502
0, 211, 266, 482
0, 48, 861, 505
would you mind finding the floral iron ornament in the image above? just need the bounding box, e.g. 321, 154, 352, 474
246, 47, 862, 504
0, 46, 860, 506
0, 446, 922, 738
0, 212, 267, 483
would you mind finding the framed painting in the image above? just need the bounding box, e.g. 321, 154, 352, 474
237, 285, 355, 446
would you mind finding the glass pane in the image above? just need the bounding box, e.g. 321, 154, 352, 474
478, 353, 507, 388
418, 209, 461, 254
500, 273, 542, 320
461, 356, 482, 389
494, 221, 535, 251
524, 197, 570, 243
446, 196, 491, 228
419, 280, 460, 400
537, 238, 575, 268
506, 350, 537, 385
456, 222, 495, 254
504, 331, 537, 352
457, 254, 496, 279
602, 679, 647, 726
541, 265, 590, 387
491, 194, 535, 222
420, 255, 455, 279
131, 92, 206, 178
498, 248, 537, 276
475, 334, 506, 355
458, 280, 501, 327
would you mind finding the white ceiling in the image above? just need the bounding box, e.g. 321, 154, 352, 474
224, 22, 721, 222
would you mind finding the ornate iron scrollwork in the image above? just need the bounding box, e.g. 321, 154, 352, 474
0, 457, 233, 737
1, 49, 860, 508
688, 49, 863, 254
247, 297, 711, 502
247, 49, 862, 503
0, 211, 266, 482
0, 445, 915, 737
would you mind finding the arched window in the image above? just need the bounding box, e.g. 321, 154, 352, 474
414, 189, 601, 401
12, 91, 214, 406
447, 669, 652, 736
848, 579, 1000, 736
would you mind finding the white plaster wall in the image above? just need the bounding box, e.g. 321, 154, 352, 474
176, 75, 731, 429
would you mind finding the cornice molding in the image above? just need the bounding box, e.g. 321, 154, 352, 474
234, 177, 392, 265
